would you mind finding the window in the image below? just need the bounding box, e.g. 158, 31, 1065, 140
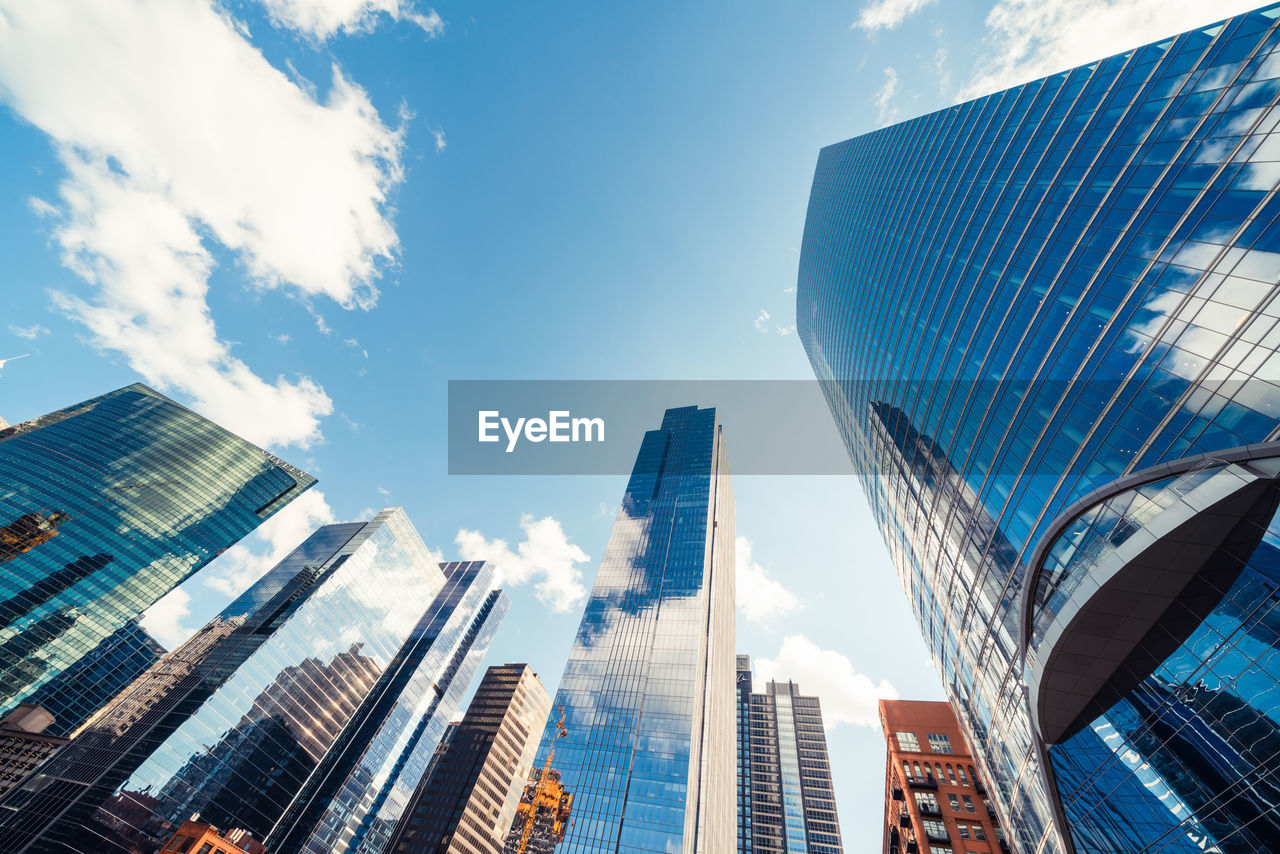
915, 792, 940, 813
897, 731, 921, 752
958, 825, 971, 839
929, 847, 954, 854
973, 826, 986, 841
948, 793, 961, 811
956, 766, 969, 786
928, 733, 954, 753
962, 795, 976, 813
922, 819, 949, 841
946, 765, 958, 785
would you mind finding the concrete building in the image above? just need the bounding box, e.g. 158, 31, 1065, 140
389, 664, 552, 854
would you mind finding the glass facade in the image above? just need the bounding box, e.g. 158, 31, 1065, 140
799, 6, 1280, 853
527, 406, 736, 854
0, 383, 315, 727
0, 507, 500, 854
737, 655, 753, 854
743, 678, 843, 854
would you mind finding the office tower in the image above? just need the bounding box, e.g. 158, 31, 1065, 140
0, 706, 68, 801
745, 680, 843, 854
22, 619, 164, 737
388, 663, 552, 854
0, 508, 505, 854
736, 656, 753, 854
878, 700, 1005, 854
798, 6, 1280, 853
526, 405, 735, 854
0, 383, 315, 729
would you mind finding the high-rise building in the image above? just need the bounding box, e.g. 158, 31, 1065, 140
0, 705, 68, 801
743, 679, 843, 854
0, 508, 505, 854
798, 6, 1280, 853
878, 700, 1005, 854
0, 383, 315, 730
387, 663, 552, 854
524, 405, 736, 854
736, 656, 753, 854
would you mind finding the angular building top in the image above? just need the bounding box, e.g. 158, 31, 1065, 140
527, 406, 736, 854
0, 383, 314, 731
800, 6, 1280, 853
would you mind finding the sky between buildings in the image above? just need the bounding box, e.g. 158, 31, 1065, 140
0, 0, 1267, 845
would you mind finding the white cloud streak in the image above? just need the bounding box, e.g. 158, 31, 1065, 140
755, 635, 898, 728
139, 587, 193, 650
0, 0, 406, 449
874, 67, 900, 127
967, 0, 1265, 99
735, 537, 800, 624
456, 515, 590, 612
852, 0, 936, 32
259, 0, 444, 40
202, 489, 337, 597
8, 323, 49, 340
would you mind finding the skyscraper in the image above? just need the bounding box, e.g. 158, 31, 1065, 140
0, 383, 315, 727
878, 700, 1005, 854
387, 663, 552, 854
799, 6, 1280, 853
0, 508, 504, 854
736, 656, 753, 854
741, 675, 843, 854
526, 405, 736, 854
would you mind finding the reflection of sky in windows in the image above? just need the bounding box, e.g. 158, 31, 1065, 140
799, 6, 1280, 853
532, 407, 732, 854
0, 384, 314, 734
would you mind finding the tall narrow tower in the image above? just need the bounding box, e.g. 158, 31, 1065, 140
527, 406, 736, 854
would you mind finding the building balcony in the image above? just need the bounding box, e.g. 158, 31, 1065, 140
892, 786, 905, 801
918, 806, 942, 818
905, 843, 919, 854
898, 813, 911, 829
926, 831, 950, 844
974, 782, 986, 795
906, 776, 937, 790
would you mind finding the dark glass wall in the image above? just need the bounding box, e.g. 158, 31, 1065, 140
798, 5, 1280, 852
0, 383, 315, 726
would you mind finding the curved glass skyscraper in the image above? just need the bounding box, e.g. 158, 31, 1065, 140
800, 7, 1280, 853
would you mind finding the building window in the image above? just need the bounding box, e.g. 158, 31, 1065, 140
928, 733, 954, 753
946, 765, 957, 785
915, 792, 941, 814
897, 731, 921, 752
962, 795, 976, 813
957, 825, 971, 839
956, 766, 969, 786
972, 825, 986, 841
929, 847, 954, 854
948, 793, 961, 812
922, 819, 949, 842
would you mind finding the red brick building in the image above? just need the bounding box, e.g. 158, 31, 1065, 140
158, 820, 265, 854
879, 700, 1009, 854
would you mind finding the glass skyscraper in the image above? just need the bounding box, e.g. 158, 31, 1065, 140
800, 6, 1280, 853
0, 508, 506, 854
528, 405, 736, 854
0, 383, 315, 729
736, 655, 753, 854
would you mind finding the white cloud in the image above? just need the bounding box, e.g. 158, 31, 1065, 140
27, 196, 58, 218
776, 324, 796, 336
455, 515, 590, 612
8, 323, 49, 340
140, 587, 194, 650
0, 0, 406, 449
735, 537, 800, 624
754, 308, 771, 332
271, 332, 291, 343
782, 286, 795, 294
377, 485, 391, 496
852, 0, 935, 32
431, 127, 446, 152
756, 635, 898, 728
967, 0, 1264, 99
259, 0, 444, 40
874, 67, 900, 127
202, 489, 337, 596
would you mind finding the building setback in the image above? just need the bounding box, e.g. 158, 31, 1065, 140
0, 383, 314, 734
878, 700, 1005, 854
0, 508, 504, 854
798, 5, 1280, 852
742, 676, 843, 854
523, 406, 736, 854
388, 663, 552, 854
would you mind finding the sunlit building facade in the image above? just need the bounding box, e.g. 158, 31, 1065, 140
0, 508, 504, 854
0, 383, 314, 729
528, 405, 736, 854
800, 6, 1280, 853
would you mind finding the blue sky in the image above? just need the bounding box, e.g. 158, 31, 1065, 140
0, 0, 1263, 844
